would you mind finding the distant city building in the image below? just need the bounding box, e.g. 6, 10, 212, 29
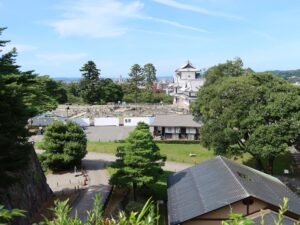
168, 61, 205, 109
115, 75, 125, 84
156, 79, 172, 92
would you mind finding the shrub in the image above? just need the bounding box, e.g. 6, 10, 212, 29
40, 121, 87, 172
154, 140, 201, 144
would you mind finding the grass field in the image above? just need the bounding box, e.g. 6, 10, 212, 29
36, 141, 292, 175
87, 141, 254, 164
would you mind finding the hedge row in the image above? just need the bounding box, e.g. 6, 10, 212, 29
114, 140, 201, 144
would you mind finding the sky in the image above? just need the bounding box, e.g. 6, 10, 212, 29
1, 0, 300, 78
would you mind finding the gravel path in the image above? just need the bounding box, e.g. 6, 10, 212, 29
70, 153, 112, 221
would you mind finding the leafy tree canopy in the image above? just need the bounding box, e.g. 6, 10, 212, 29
204, 57, 253, 85
100, 78, 123, 103
192, 59, 300, 173
36, 75, 68, 104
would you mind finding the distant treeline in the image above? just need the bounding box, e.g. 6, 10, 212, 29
269, 69, 300, 82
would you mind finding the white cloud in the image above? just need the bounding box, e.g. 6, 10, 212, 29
36, 52, 88, 62
51, 0, 143, 38
153, 0, 242, 20
140, 16, 207, 32
50, 0, 206, 38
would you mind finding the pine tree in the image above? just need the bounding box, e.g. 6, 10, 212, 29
0, 27, 57, 187
110, 122, 166, 201
39, 121, 87, 172
143, 63, 156, 90
79, 60, 102, 104
0, 28, 20, 75
80, 60, 100, 81
128, 64, 144, 104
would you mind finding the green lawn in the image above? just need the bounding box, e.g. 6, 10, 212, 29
88, 141, 254, 165
36, 141, 292, 175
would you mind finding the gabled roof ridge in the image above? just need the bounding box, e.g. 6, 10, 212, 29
217, 156, 250, 197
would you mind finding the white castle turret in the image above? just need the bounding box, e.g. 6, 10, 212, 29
168, 61, 205, 109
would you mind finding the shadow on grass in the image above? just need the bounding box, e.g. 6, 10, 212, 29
236, 151, 293, 175
142, 171, 174, 201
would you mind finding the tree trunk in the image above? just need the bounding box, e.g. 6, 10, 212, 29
135, 81, 138, 104
268, 156, 275, 175
255, 157, 265, 172
133, 182, 137, 201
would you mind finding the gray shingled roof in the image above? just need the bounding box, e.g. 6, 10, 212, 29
30, 116, 65, 126
151, 114, 202, 128
167, 156, 300, 225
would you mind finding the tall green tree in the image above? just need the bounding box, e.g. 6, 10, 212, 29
110, 122, 166, 201
0, 28, 58, 187
143, 63, 157, 90
39, 121, 87, 171
80, 60, 100, 80
79, 60, 101, 104
192, 59, 300, 174
128, 64, 144, 104
143, 63, 157, 102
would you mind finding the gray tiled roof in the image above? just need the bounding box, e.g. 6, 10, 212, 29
30, 116, 65, 126
151, 114, 202, 128
167, 156, 300, 225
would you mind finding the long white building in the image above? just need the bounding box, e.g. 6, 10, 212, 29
168, 61, 205, 109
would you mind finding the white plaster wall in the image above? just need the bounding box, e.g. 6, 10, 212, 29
94, 117, 119, 126
181, 71, 196, 79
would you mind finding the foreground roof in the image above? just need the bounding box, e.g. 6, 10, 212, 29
151, 114, 202, 128
167, 156, 300, 225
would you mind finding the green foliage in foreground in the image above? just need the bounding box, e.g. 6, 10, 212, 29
0, 205, 25, 225
1, 196, 300, 225
45, 195, 158, 225
39, 121, 87, 172
222, 198, 300, 225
